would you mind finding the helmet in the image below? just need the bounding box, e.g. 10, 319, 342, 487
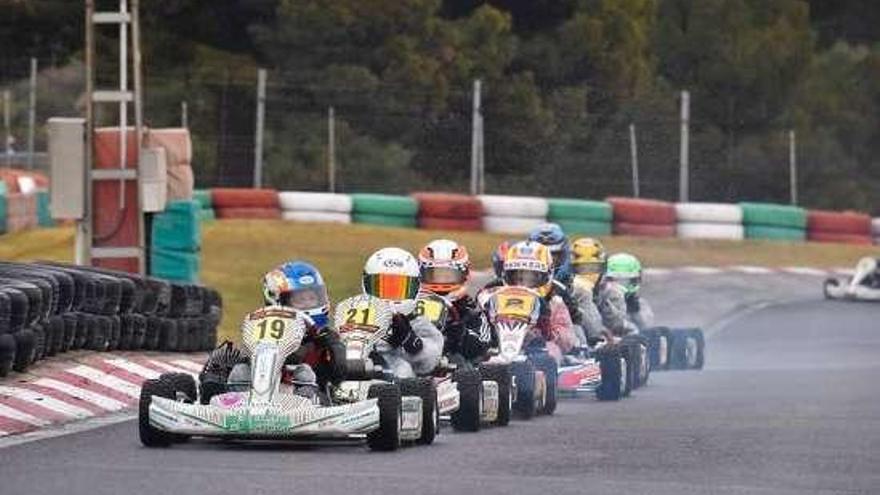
502, 241, 553, 297
571, 237, 607, 286
362, 247, 421, 310
528, 222, 571, 278
605, 253, 642, 296
491, 240, 515, 279
418, 239, 470, 295
262, 261, 330, 327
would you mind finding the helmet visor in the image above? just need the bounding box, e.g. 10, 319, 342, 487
573, 261, 606, 275
364, 273, 420, 301
503, 269, 550, 289
420, 266, 466, 286
606, 274, 641, 293
279, 286, 328, 311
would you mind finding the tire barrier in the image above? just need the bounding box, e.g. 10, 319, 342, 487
214, 207, 282, 220
675, 203, 743, 224
5, 192, 39, 234
676, 222, 745, 240
554, 219, 612, 236
613, 222, 676, 238
807, 210, 872, 245
482, 215, 546, 234
744, 224, 806, 242
740, 203, 806, 241
873, 218, 880, 245
478, 195, 547, 234
548, 198, 613, 222
351, 194, 418, 227
193, 189, 215, 223
211, 188, 280, 220
280, 192, 352, 225
412, 192, 483, 220
0, 262, 223, 376
282, 210, 351, 224
150, 200, 202, 283
675, 203, 743, 240
607, 197, 675, 238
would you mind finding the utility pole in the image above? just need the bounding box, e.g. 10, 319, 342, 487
327, 106, 336, 193
679, 90, 690, 202
789, 129, 798, 205
253, 68, 266, 188
629, 123, 640, 198
470, 79, 482, 196
27, 57, 37, 169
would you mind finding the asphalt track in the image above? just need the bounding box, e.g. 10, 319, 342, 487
0, 273, 878, 495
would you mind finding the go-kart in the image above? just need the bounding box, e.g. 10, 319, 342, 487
481, 286, 557, 418
824, 257, 880, 302
139, 306, 396, 449
415, 291, 510, 430
331, 294, 451, 448
558, 333, 639, 401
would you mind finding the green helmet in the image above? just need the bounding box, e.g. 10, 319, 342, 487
606, 253, 642, 296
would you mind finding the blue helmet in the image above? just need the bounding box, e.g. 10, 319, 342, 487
262, 261, 330, 328
528, 222, 572, 281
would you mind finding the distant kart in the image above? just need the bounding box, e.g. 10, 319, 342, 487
557, 333, 644, 401
641, 327, 705, 371
824, 257, 880, 302
139, 307, 396, 449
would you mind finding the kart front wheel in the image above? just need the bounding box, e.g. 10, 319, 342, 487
595, 346, 624, 401
511, 360, 537, 419
479, 363, 511, 427
367, 383, 402, 452
451, 369, 482, 432
401, 378, 438, 445
138, 378, 176, 447
530, 353, 558, 415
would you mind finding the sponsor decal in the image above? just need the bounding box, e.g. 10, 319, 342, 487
298, 275, 315, 285
223, 410, 292, 433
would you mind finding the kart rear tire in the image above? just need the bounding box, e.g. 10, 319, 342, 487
687, 328, 705, 370
138, 378, 175, 448
401, 378, 438, 445
643, 327, 670, 371
623, 334, 650, 388
367, 383, 401, 452
618, 343, 637, 396
530, 353, 558, 415
479, 363, 512, 427
511, 360, 537, 419
669, 328, 705, 370
595, 346, 624, 401
451, 369, 482, 432
823, 278, 839, 300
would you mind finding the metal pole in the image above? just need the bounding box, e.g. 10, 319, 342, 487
478, 112, 485, 194
117, 0, 128, 209
3, 90, 10, 167
679, 90, 690, 202
629, 123, 640, 198
181, 101, 188, 128
253, 68, 266, 188
328, 106, 336, 193
132, 0, 146, 274
789, 129, 797, 205
27, 57, 37, 169
82, 0, 95, 267
470, 79, 481, 196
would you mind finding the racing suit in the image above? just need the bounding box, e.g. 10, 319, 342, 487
440, 291, 494, 366
537, 294, 577, 363
375, 311, 444, 378
570, 282, 608, 342
594, 282, 655, 336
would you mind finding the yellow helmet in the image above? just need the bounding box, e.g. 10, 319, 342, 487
571, 237, 607, 288
502, 241, 553, 297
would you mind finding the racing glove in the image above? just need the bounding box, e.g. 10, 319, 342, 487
388, 313, 424, 354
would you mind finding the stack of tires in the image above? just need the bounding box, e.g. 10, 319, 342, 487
0, 262, 222, 377
547, 198, 612, 236
807, 210, 872, 245
873, 218, 880, 245
413, 192, 483, 231
351, 194, 418, 228
193, 189, 215, 222
279, 192, 352, 224
36, 190, 54, 227
675, 203, 744, 240
607, 197, 676, 237
212, 188, 280, 219
150, 200, 202, 283
5, 191, 38, 233
740, 203, 806, 241
479, 195, 547, 234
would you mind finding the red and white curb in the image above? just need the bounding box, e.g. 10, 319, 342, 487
644, 266, 853, 277
0, 352, 205, 439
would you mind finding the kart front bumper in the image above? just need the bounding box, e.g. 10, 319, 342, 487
148, 396, 380, 440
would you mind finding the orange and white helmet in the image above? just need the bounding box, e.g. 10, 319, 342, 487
417, 239, 470, 295
502, 241, 553, 297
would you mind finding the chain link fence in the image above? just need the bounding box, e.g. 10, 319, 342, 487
1, 62, 875, 211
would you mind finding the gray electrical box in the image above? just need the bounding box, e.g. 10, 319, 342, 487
48, 117, 86, 219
